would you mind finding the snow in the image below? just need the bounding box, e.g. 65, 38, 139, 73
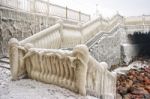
113, 60, 150, 74
0, 67, 97, 99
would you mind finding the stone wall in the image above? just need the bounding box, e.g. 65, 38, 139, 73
0, 7, 57, 57
89, 28, 123, 67
88, 28, 138, 67
89, 24, 150, 67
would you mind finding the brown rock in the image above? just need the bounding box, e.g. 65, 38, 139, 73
126, 79, 133, 88
117, 66, 150, 99
144, 76, 150, 85
131, 87, 149, 95
116, 94, 122, 99
145, 85, 150, 93
128, 75, 134, 80
140, 72, 145, 77
137, 75, 144, 81
117, 86, 128, 95
123, 94, 131, 99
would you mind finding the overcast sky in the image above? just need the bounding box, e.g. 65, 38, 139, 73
50, 0, 150, 18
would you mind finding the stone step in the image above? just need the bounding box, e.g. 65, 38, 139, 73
0, 58, 9, 64
0, 64, 10, 69
0, 58, 10, 69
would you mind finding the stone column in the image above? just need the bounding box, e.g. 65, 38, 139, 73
56, 19, 63, 47
8, 38, 19, 80
78, 23, 83, 44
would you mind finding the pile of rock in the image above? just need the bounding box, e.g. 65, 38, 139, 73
117, 66, 150, 99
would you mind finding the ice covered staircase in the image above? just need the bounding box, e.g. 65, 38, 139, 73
86, 15, 150, 49
8, 15, 122, 99
86, 19, 121, 49
8, 14, 150, 98
19, 14, 123, 49
86, 15, 150, 66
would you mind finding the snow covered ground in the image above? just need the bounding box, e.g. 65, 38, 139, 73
1, 57, 150, 99
0, 67, 97, 99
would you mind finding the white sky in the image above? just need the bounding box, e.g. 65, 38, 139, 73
50, 0, 150, 18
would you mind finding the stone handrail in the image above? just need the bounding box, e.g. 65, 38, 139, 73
20, 23, 61, 44
20, 23, 62, 49
9, 41, 116, 98
15, 14, 150, 51
23, 47, 87, 95
0, 0, 90, 22
18, 16, 104, 49
82, 17, 100, 28
124, 15, 150, 25
63, 23, 80, 30
86, 15, 150, 50
86, 16, 121, 49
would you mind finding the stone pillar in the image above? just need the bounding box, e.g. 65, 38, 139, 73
78, 23, 83, 44
56, 18, 63, 34
119, 26, 127, 44
8, 38, 19, 80
56, 19, 63, 47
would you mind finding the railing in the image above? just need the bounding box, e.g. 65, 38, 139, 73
9, 39, 116, 98
0, 0, 90, 22
124, 15, 150, 25
124, 24, 150, 33
87, 15, 150, 47
85, 15, 122, 48
18, 14, 150, 50
86, 24, 120, 49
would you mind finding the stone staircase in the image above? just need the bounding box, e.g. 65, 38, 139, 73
0, 57, 10, 70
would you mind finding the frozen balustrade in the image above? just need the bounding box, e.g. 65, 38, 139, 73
9, 39, 116, 98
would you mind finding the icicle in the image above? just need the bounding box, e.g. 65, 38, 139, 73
46, 53, 53, 84
20, 44, 116, 97
54, 54, 60, 84
50, 54, 56, 83
57, 53, 64, 85
55, 53, 62, 85
39, 51, 45, 82
42, 54, 48, 82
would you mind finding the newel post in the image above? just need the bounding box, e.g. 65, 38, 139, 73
8, 38, 19, 80
78, 23, 83, 44
56, 18, 63, 34
98, 14, 103, 25
79, 11, 81, 21
56, 19, 63, 47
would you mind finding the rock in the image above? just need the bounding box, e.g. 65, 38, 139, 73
144, 94, 150, 99
117, 86, 128, 95
123, 94, 131, 99
144, 76, 150, 85
116, 93, 122, 99
131, 87, 149, 95
144, 85, 150, 93
117, 66, 150, 98
126, 79, 133, 88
